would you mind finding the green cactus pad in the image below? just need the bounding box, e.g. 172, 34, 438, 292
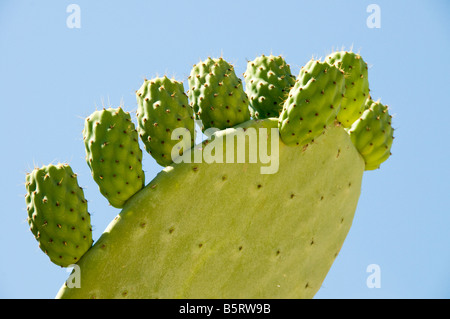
278, 59, 345, 147
325, 51, 370, 127
25, 164, 93, 267
56, 119, 364, 299
136, 76, 195, 167
244, 54, 296, 119
83, 107, 145, 208
188, 57, 250, 131
348, 98, 394, 170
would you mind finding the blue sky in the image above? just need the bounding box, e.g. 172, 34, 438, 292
1, 0, 449, 298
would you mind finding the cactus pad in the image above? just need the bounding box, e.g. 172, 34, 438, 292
56, 119, 364, 298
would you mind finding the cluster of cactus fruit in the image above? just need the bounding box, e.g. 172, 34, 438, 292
25, 50, 394, 298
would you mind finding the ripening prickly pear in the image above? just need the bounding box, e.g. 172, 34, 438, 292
244, 54, 296, 119
325, 51, 370, 127
25, 164, 93, 267
83, 107, 145, 208
348, 98, 394, 170
188, 57, 250, 131
136, 76, 195, 167
278, 59, 345, 146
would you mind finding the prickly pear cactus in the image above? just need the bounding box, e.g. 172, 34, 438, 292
24, 49, 395, 299
244, 54, 296, 119
136, 76, 195, 167
83, 107, 145, 208
25, 164, 93, 267
187, 57, 250, 131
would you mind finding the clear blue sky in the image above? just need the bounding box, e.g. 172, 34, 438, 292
1, 0, 449, 299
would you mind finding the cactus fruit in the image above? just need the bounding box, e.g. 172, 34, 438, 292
188, 57, 250, 131
56, 119, 364, 299
325, 51, 370, 127
278, 59, 345, 147
244, 54, 296, 119
348, 98, 394, 170
25, 164, 93, 267
24, 50, 395, 298
83, 107, 145, 208
136, 76, 195, 167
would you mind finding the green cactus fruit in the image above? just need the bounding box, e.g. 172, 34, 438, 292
136, 76, 195, 167
187, 57, 250, 131
83, 107, 145, 208
325, 51, 370, 127
348, 98, 394, 170
278, 59, 345, 147
243, 54, 296, 119
56, 119, 365, 299
136, 76, 195, 166
25, 164, 93, 267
